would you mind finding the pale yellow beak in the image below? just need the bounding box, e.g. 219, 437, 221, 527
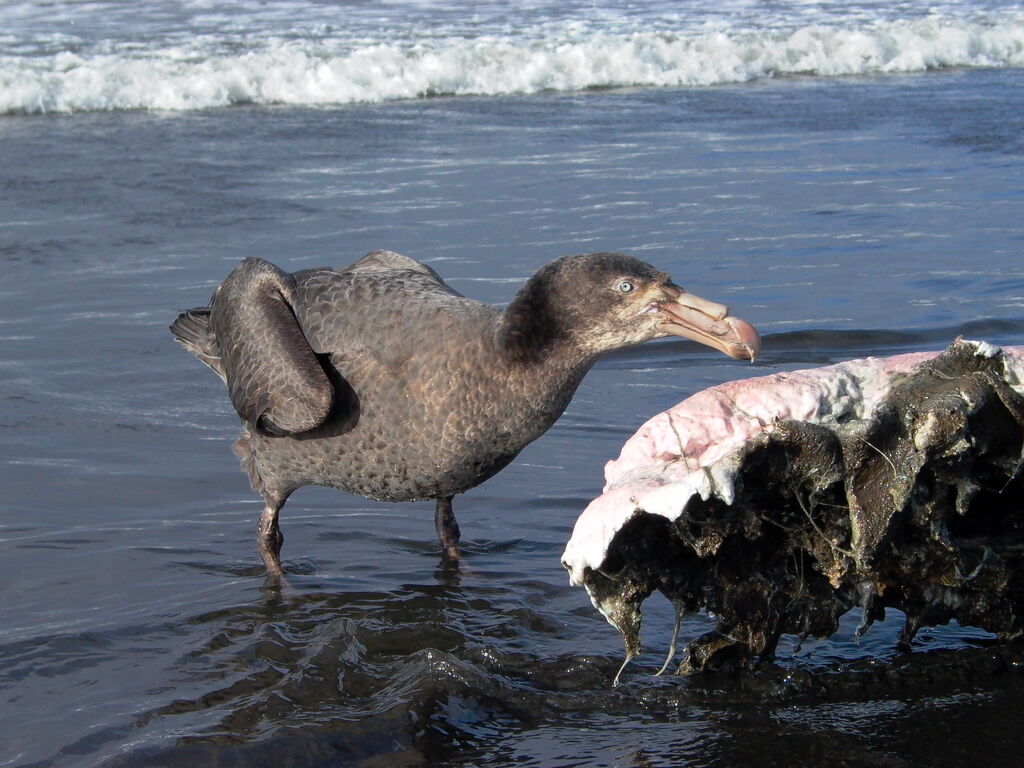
657, 286, 760, 361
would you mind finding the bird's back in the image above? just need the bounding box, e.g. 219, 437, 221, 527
293, 250, 493, 376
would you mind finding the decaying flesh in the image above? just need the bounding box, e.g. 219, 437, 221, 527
563, 340, 1024, 679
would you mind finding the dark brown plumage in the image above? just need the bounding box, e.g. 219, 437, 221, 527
171, 249, 759, 574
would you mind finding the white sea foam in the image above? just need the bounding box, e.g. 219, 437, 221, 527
2, 2, 1024, 114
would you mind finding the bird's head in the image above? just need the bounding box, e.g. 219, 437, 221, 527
503, 252, 760, 364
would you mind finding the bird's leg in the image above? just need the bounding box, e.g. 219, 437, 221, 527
257, 492, 286, 576
434, 496, 461, 559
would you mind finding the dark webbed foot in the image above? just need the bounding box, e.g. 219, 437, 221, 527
434, 496, 461, 559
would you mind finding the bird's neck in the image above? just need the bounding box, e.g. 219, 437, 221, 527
497, 264, 594, 367
493, 297, 600, 439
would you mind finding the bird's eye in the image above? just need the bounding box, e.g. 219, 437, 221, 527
617, 280, 635, 293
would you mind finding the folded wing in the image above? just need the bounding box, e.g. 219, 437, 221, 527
172, 257, 334, 435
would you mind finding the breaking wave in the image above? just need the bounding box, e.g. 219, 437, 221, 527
4, 13, 1024, 114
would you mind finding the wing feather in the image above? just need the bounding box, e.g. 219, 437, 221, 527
209, 258, 333, 435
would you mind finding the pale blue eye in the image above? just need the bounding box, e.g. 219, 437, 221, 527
617, 280, 635, 293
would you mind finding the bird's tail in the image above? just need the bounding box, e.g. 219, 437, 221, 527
170, 307, 226, 381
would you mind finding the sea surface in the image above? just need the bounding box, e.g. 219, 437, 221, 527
2, 1, 1024, 766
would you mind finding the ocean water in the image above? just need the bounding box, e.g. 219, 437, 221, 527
2, 1, 1024, 766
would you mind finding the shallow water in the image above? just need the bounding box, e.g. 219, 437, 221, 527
2, 64, 1024, 766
